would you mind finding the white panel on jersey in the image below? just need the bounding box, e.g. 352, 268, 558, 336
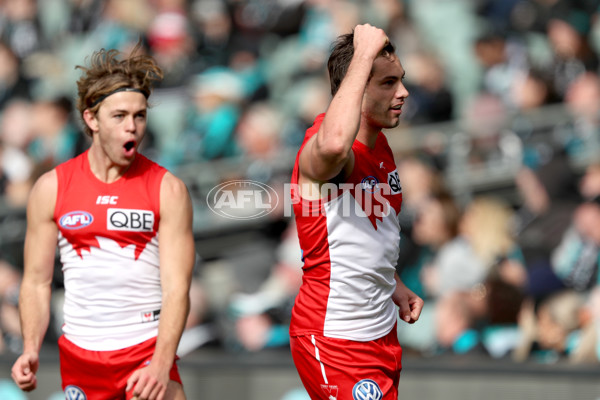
322, 190, 399, 341
59, 234, 161, 351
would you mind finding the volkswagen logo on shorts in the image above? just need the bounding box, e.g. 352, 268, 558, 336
65, 385, 87, 400
207, 180, 279, 220
352, 379, 382, 400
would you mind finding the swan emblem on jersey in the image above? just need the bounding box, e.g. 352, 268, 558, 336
65, 385, 87, 400
387, 170, 401, 194
352, 379, 382, 400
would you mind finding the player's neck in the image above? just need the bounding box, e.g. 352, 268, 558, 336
87, 147, 132, 184
356, 125, 379, 149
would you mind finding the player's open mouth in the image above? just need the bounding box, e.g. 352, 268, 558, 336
124, 140, 136, 155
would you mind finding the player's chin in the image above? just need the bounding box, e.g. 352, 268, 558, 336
382, 119, 400, 129
115, 155, 136, 168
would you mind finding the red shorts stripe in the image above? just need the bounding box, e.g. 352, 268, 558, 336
290, 325, 402, 400
59, 335, 181, 400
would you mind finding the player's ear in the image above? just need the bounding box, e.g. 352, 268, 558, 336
83, 108, 99, 133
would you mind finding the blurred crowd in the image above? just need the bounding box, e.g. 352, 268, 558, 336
0, 0, 599, 371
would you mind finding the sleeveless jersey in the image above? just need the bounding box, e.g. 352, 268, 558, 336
290, 113, 403, 341
54, 151, 167, 351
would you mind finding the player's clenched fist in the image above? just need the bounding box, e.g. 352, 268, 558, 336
353, 24, 390, 59
11, 352, 39, 391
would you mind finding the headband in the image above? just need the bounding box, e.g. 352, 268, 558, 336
90, 87, 148, 108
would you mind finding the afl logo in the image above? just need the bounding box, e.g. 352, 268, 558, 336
206, 180, 279, 220
352, 379, 382, 400
361, 176, 380, 193
65, 385, 87, 400
59, 211, 93, 230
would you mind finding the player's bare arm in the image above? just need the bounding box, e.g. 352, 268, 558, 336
127, 171, 194, 400
392, 273, 424, 324
298, 24, 390, 196
11, 170, 58, 391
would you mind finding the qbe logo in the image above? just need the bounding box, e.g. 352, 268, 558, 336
352, 379, 382, 400
206, 180, 279, 220
107, 208, 154, 231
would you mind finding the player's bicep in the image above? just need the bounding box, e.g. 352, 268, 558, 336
298, 134, 353, 183
23, 171, 58, 285
158, 173, 195, 289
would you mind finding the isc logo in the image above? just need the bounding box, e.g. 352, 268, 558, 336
59, 211, 93, 230
96, 195, 118, 205
107, 208, 154, 231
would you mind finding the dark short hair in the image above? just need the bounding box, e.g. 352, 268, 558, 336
327, 30, 396, 96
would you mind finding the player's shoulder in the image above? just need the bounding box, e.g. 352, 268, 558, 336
160, 171, 189, 198
27, 168, 58, 212
33, 168, 58, 193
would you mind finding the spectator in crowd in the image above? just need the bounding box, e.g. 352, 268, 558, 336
406, 192, 462, 300
0, 42, 31, 110
544, 9, 598, 101
0, 99, 35, 207
515, 150, 581, 300
236, 102, 283, 161
541, 163, 600, 295
560, 72, 600, 163
399, 51, 454, 124
426, 196, 527, 355
396, 155, 452, 294
551, 196, 600, 293
0, 0, 43, 60
28, 96, 86, 169
473, 30, 531, 109
512, 162, 600, 364
423, 196, 526, 299
509, 69, 556, 112
513, 289, 594, 364
146, 4, 200, 89
177, 68, 244, 164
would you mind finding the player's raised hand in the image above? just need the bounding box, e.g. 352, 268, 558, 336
353, 24, 390, 60
11, 352, 39, 391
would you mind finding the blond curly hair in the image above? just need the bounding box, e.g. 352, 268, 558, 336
75, 43, 164, 136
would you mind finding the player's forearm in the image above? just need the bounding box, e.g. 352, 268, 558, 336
319, 54, 374, 157
18, 281, 51, 354
152, 290, 190, 367
392, 273, 408, 305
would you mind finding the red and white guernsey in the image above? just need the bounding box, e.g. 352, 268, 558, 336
54, 151, 167, 351
290, 113, 403, 341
